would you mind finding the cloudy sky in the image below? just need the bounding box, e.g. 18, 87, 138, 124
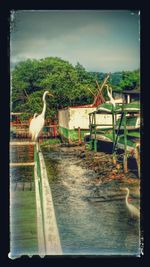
10, 10, 140, 72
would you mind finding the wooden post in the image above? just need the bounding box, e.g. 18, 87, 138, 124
112, 155, 117, 165
78, 127, 81, 145
135, 143, 140, 178
94, 139, 97, 152
89, 114, 93, 150
112, 106, 116, 165
127, 94, 130, 104
93, 112, 97, 152
123, 111, 128, 173
53, 125, 57, 138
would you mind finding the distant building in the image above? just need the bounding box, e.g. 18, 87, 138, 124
122, 89, 140, 103
113, 88, 140, 104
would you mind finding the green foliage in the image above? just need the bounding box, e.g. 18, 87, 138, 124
11, 57, 96, 118
118, 69, 140, 91
11, 57, 140, 120
41, 138, 61, 146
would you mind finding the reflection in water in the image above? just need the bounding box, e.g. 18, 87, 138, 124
44, 147, 140, 256
10, 144, 34, 182
10, 143, 34, 163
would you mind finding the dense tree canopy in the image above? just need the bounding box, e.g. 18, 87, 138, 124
118, 70, 140, 91
11, 57, 140, 120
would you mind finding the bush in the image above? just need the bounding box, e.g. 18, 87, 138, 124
41, 138, 61, 146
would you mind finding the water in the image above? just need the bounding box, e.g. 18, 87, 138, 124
10, 142, 38, 257
10, 142, 34, 183
10, 141, 140, 256
43, 147, 141, 256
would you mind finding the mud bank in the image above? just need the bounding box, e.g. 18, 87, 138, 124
42, 143, 140, 199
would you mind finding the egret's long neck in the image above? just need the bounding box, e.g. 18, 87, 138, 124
110, 87, 112, 97
41, 95, 46, 117
106, 88, 109, 99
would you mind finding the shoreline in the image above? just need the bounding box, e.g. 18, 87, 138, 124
42, 143, 140, 199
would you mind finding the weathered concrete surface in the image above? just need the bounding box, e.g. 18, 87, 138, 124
34, 161, 45, 256
38, 150, 62, 255
58, 107, 115, 142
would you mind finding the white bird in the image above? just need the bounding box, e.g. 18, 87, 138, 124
29, 113, 38, 137
29, 91, 53, 150
106, 85, 116, 108
122, 187, 140, 219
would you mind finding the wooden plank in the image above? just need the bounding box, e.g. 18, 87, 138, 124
10, 182, 35, 191
10, 162, 35, 167
15, 183, 24, 191
10, 141, 36, 146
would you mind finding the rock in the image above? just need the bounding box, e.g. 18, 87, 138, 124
80, 153, 86, 159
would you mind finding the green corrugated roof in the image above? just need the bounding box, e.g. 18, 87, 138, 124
116, 116, 139, 127
102, 132, 140, 148
97, 101, 140, 113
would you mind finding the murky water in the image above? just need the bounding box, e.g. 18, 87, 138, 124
10, 141, 37, 256
43, 147, 141, 256
10, 141, 140, 256
10, 142, 34, 183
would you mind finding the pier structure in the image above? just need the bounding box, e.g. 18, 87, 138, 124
88, 102, 140, 177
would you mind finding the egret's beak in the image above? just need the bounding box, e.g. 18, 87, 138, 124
48, 93, 54, 97
120, 187, 125, 191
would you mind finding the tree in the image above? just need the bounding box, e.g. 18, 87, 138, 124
118, 70, 140, 91
11, 57, 96, 118
11, 57, 140, 120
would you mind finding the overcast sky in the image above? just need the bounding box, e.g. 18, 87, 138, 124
10, 10, 140, 72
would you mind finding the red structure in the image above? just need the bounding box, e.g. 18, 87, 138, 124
69, 73, 110, 109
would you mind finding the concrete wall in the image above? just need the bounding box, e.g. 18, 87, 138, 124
58, 107, 116, 142
69, 107, 95, 129
58, 109, 70, 129
58, 107, 114, 130
58, 107, 95, 130
95, 113, 113, 128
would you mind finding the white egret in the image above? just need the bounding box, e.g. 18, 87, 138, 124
106, 85, 116, 108
29, 91, 53, 150
29, 112, 38, 139
121, 187, 140, 219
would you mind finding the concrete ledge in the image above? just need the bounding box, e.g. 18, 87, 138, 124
34, 162, 46, 256
37, 146, 62, 255
10, 142, 36, 146
10, 162, 35, 167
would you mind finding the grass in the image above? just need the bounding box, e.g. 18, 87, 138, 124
41, 138, 61, 146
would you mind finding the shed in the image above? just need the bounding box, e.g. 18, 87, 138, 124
122, 89, 140, 103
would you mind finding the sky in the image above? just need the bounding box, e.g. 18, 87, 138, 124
10, 10, 140, 73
